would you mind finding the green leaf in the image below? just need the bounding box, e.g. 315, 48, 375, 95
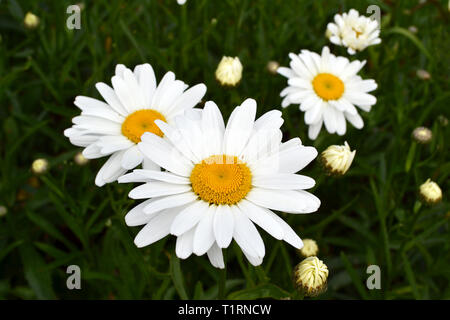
170, 255, 189, 300
19, 243, 56, 299
227, 283, 291, 300
386, 27, 432, 60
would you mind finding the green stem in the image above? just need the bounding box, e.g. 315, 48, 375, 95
218, 251, 227, 299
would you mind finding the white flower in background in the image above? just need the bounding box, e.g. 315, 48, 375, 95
215, 56, 243, 86
278, 46, 377, 140
320, 141, 356, 176
177, 0, 187, 4
326, 9, 381, 55
64, 63, 206, 186
119, 99, 320, 268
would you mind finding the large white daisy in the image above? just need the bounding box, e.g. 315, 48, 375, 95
64, 63, 206, 186
326, 9, 381, 55
278, 46, 377, 140
119, 98, 320, 268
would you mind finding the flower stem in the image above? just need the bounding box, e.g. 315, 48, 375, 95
218, 251, 227, 299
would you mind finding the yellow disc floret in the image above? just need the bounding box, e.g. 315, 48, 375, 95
121, 109, 166, 143
190, 155, 252, 205
312, 73, 345, 101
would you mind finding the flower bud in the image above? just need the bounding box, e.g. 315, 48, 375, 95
74, 152, 89, 165
299, 239, 319, 258
0, 205, 7, 217
293, 256, 329, 297
24, 12, 40, 29
215, 56, 243, 87
416, 69, 431, 80
266, 61, 280, 75
419, 179, 442, 205
412, 126, 432, 144
31, 158, 49, 174
320, 141, 356, 176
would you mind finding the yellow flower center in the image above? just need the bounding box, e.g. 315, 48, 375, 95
121, 109, 166, 143
190, 155, 252, 205
312, 73, 345, 101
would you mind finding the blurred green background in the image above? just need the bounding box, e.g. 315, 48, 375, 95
0, 0, 449, 299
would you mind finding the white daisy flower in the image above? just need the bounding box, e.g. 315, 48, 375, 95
119, 98, 320, 268
326, 9, 381, 55
278, 46, 377, 140
177, 0, 187, 5
64, 63, 207, 186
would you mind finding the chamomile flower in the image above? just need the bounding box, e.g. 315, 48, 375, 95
119, 99, 320, 268
177, 0, 187, 5
278, 46, 377, 140
64, 63, 206, 186
326, 9, 381, 55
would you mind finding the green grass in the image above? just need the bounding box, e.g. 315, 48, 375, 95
0, 0, 449, 300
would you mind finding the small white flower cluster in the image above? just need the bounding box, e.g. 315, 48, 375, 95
327, 9, 381, 55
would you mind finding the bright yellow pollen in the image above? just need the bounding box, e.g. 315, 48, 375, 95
121, 109, 166, 143
312, 73, 345, 101
190, 155, 252, 205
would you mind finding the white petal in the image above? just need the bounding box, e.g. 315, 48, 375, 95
151, 72, 176, 111
129, 169, 190, 184
142, 157, 160, 171
138, 133, 193, 177
94, 150, 127, 187
206, 243, 225, 269
95, 82, 128, 116
72, 116, 121, 136
252, 173, 315, 190
345, 112, 364, 129
323, 104, 337, 133
111, 75, 137, 113
121, 145, 144, 169
277, 67, 295, 78
237, 200, 283, 240
135, 63, 156, 108
193, 205, 216, 255
74, 96, 123, 122
201, 101, 225, 157
265, 210, 303, 248
304, 103, 323, 125
170, 200, 209, 236
176, 227, 195, 259
213, 205, 234, 248
96, 135, 134, 155
231, 205, 265, 258
143, 192, 197, 215
223, 99, 257, 156
125, 199, 157, 226
242, 250, 263, 266
133, 208, 179, 248
246, 188, 320, 214
166, 84, 207, 117
129, 181, 191, 199
274, 138, 318, 173
345, 91, 376, 106
335, 110, 347, 136
308, 120, 323, 140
